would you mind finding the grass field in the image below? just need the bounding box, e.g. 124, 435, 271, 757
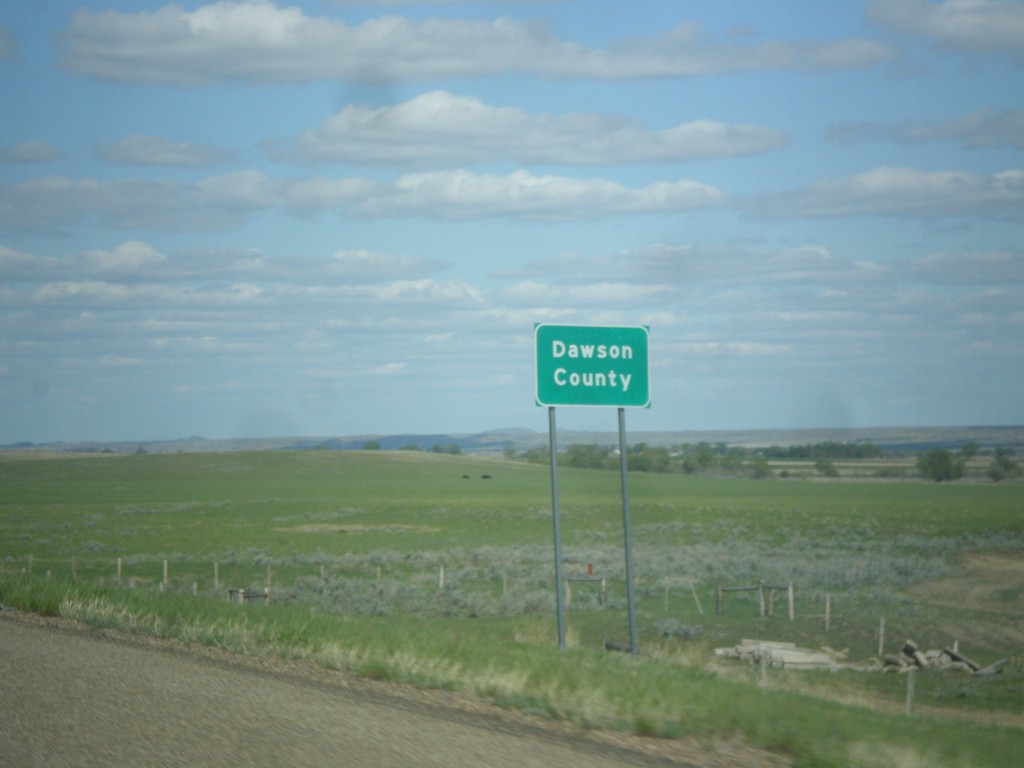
1, 449, 1022, 766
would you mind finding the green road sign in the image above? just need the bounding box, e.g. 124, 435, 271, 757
535, 324, 650, 408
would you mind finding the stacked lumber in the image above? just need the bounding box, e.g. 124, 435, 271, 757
714, 639, 847, 670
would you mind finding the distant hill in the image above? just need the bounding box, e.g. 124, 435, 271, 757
4, 426, 1022, 456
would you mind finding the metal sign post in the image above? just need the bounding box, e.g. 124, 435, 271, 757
548, 406, 566, 650
535, 324, 649, 657
618, 407, 638, 657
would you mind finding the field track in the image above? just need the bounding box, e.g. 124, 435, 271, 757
0, 611, 783, 768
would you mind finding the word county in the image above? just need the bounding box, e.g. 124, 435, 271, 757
550, 339, 635, 393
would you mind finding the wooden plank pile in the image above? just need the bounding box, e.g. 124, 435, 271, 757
714, 639, 848, 670
883, 639, 1006, 676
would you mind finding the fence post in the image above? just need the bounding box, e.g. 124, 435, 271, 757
758, 584, 766, 617
214, 562, 219, 591
905, 668, 916, 716
878, 616, 886, 657
716, 583, 723, 615
162, 559, 168, 586
690, 582, 704, 615
71, 556, 77, 580
117, 557, 123, 584
788, 582, 795, 621
601, 577, 607, 607
825, 593, 831, 632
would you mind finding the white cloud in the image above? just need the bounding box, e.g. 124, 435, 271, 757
0, 245, 45, 276
1, 169, 727, 232
867, 0, 1024, 59
328, 250, 448, 281
671, 341, 794, 357
911, 249, 1024, 284
60, 2, 894, 85
511, 243, 891, 287
1, 141, 61, 164
83, 241, 166, 272
749, 167, 1024, 221
504, 280, 673, 306
373, 278, 484, 304
99, 354, 144, 367
279, 90, 788, 167
0, 176, 245, 233
371, 362, 408, 375
96, 135, 237, 167
31, 280, 264, 307
359, 169, 727, 220
827, 108, 1024, 150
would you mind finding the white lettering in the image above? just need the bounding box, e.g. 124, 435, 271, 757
552, 341, 633, 360
552, 367, 632, 392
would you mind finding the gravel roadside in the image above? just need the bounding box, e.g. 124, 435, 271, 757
0, 609, 787, 767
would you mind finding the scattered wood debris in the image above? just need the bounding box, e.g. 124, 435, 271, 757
882, 639, 1006, 676
714, 637, 1004, 676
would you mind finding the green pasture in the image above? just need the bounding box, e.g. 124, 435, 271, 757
1, 449, 1022, 767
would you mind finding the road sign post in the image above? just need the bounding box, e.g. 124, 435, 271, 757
535, 324, 648, 657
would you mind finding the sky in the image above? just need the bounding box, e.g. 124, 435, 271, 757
1, 0, 1022, 444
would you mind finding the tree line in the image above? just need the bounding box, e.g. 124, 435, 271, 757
511, 440, 1019, 483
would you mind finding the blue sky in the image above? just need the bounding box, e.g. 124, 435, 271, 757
1, 0, 1022, 443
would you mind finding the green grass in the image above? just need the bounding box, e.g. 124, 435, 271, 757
2, 449, 1022, 767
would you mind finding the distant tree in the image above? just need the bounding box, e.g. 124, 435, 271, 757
564, 443, 610, 469
679, 441, 715, 474
959, 441, 979, 460
502, 445, 518, 460
627, 445, 670, 473
362, 440, 381, 450
815, 458, 839, 477
445, 444, 462, 455
693, 442, 715, 469
917, 448, 962, 482
521, 445, 550, 463
720, 449, 745, 473
749, 455, 773, 479
986, 448, 1018, 483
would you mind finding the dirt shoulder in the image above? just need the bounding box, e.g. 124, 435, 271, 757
0, 608, 788, 768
